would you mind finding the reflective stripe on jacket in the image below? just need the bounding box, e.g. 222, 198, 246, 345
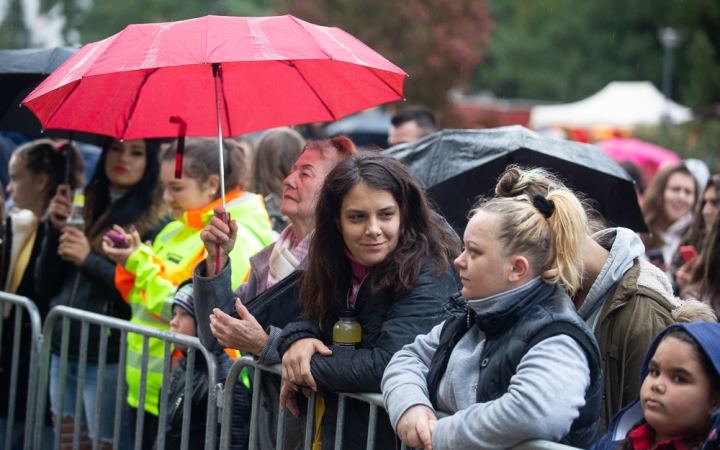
115, 189, 273, 415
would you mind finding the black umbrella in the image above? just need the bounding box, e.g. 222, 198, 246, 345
0, 47, 103, 145
385, 126, 647, 232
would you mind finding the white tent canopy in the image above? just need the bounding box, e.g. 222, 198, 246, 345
529, 81, 693, 128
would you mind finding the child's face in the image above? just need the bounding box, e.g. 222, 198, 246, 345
640, 337, 720, 442
170, 305, 196, 352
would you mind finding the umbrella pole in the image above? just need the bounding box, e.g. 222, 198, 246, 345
213, 63, 230, 275
213, 63, 226, 208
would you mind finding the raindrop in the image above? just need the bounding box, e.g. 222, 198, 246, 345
612, 31, 615, 38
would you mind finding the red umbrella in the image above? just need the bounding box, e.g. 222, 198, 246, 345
23, 15, 406, 272
23, 15, 405, 140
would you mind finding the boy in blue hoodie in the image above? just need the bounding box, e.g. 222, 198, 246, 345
593, 323, 720, 450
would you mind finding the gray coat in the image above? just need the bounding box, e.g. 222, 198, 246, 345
193, 244, 307, 450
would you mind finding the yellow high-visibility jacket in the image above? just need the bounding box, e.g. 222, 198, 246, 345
114, 189, 273, 415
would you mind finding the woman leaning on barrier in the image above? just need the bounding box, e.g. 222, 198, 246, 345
381, 191, 603, 450
0, 139, 83, 446
276, 152, 462, 450
34, 138, 169, 448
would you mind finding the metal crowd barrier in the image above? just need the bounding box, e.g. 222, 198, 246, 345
0, 292, 43, 450
33, 305, 221, 450
220, 356, 581, 450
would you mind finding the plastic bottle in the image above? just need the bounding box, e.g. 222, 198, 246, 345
332, 309, 362, 349
62, 189, 85, 261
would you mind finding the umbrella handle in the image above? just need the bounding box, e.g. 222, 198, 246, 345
215, 211, 231, 275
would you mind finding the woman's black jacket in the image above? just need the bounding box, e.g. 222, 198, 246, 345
277, 261, 463, 450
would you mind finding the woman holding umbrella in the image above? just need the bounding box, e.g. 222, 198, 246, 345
35, 137, 168, 448
103, 137, 273, 448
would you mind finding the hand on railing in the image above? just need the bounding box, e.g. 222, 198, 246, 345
396, 405, 437, 450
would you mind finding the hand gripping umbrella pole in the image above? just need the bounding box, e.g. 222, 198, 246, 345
213, 63, 230, 274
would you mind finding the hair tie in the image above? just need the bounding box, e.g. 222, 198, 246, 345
533, 194, 555, 219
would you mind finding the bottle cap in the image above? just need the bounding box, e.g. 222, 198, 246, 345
338, 309, 355, 318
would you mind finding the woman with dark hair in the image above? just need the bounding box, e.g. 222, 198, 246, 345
681, 213, 720, 318
0, 139, 83, 446
277, 152, 462, 449
35, 138, 169, 448
250, 127, 305, 236
674, 174, 720, 291
103, 137, 273, 448
639, 165, 699, 271
194, 136, 356, 450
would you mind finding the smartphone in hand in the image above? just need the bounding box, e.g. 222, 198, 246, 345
679, 245, 698, 264
105, 231, 129, 248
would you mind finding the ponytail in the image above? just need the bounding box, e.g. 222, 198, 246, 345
542, 190, 586, 296
473, 188, 587, 295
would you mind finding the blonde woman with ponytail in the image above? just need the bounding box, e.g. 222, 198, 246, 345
382, 192, 603, 450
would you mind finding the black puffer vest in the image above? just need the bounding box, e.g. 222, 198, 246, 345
426, 282, 603, 449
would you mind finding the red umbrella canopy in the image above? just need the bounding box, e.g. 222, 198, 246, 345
23, 15, 406, 139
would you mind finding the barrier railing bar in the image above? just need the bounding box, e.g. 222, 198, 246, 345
72, 321, 90, 450
24, 295, 43, 450
303, 392, 316, 450
92, 324, 109, 450
179, 347, 195, 450
4, 307, 23, 450
53, 316, 71, 450
111, 330, 127, 450
334, 395, 346, 450
155, 340, 172, 450
366, 404, 378, 450
134, 336, 150, 450
275, 378, 286, 450
246, 364, 263, 450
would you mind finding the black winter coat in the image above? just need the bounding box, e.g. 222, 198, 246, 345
34, 222, 131, 363
277, 261, 463, 450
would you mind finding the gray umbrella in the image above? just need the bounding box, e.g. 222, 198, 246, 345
385, 125, 646, 232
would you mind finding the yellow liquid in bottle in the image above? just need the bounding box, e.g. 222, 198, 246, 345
333, 318, 362, 349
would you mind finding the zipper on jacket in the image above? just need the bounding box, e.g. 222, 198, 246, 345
169, 393, 184, 424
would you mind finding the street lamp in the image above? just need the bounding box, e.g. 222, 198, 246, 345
658, 27, 681, 100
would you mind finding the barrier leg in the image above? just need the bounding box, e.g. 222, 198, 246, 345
303, 393, 316, 450
72, 321, 90, 450
155, 341, 172, 450
334, 395, 346, 450
91, 325, 109, 450
111, 331, 127, 450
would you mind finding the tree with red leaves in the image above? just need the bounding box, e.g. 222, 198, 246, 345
287, 0, 493, 110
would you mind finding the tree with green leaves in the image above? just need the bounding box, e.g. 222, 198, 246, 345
474, 0, 720, 109
0, 0, 31, 49
39, 0, 277, 45
287, 0, 493, 110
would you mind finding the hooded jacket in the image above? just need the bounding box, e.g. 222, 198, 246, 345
382, 278, 602, 450
582, 229, 678, 430
591, 322, 720, 450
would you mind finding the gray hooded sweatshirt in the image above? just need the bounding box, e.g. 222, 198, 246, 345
381, 278, 591, 450
577, 228, 646, 331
